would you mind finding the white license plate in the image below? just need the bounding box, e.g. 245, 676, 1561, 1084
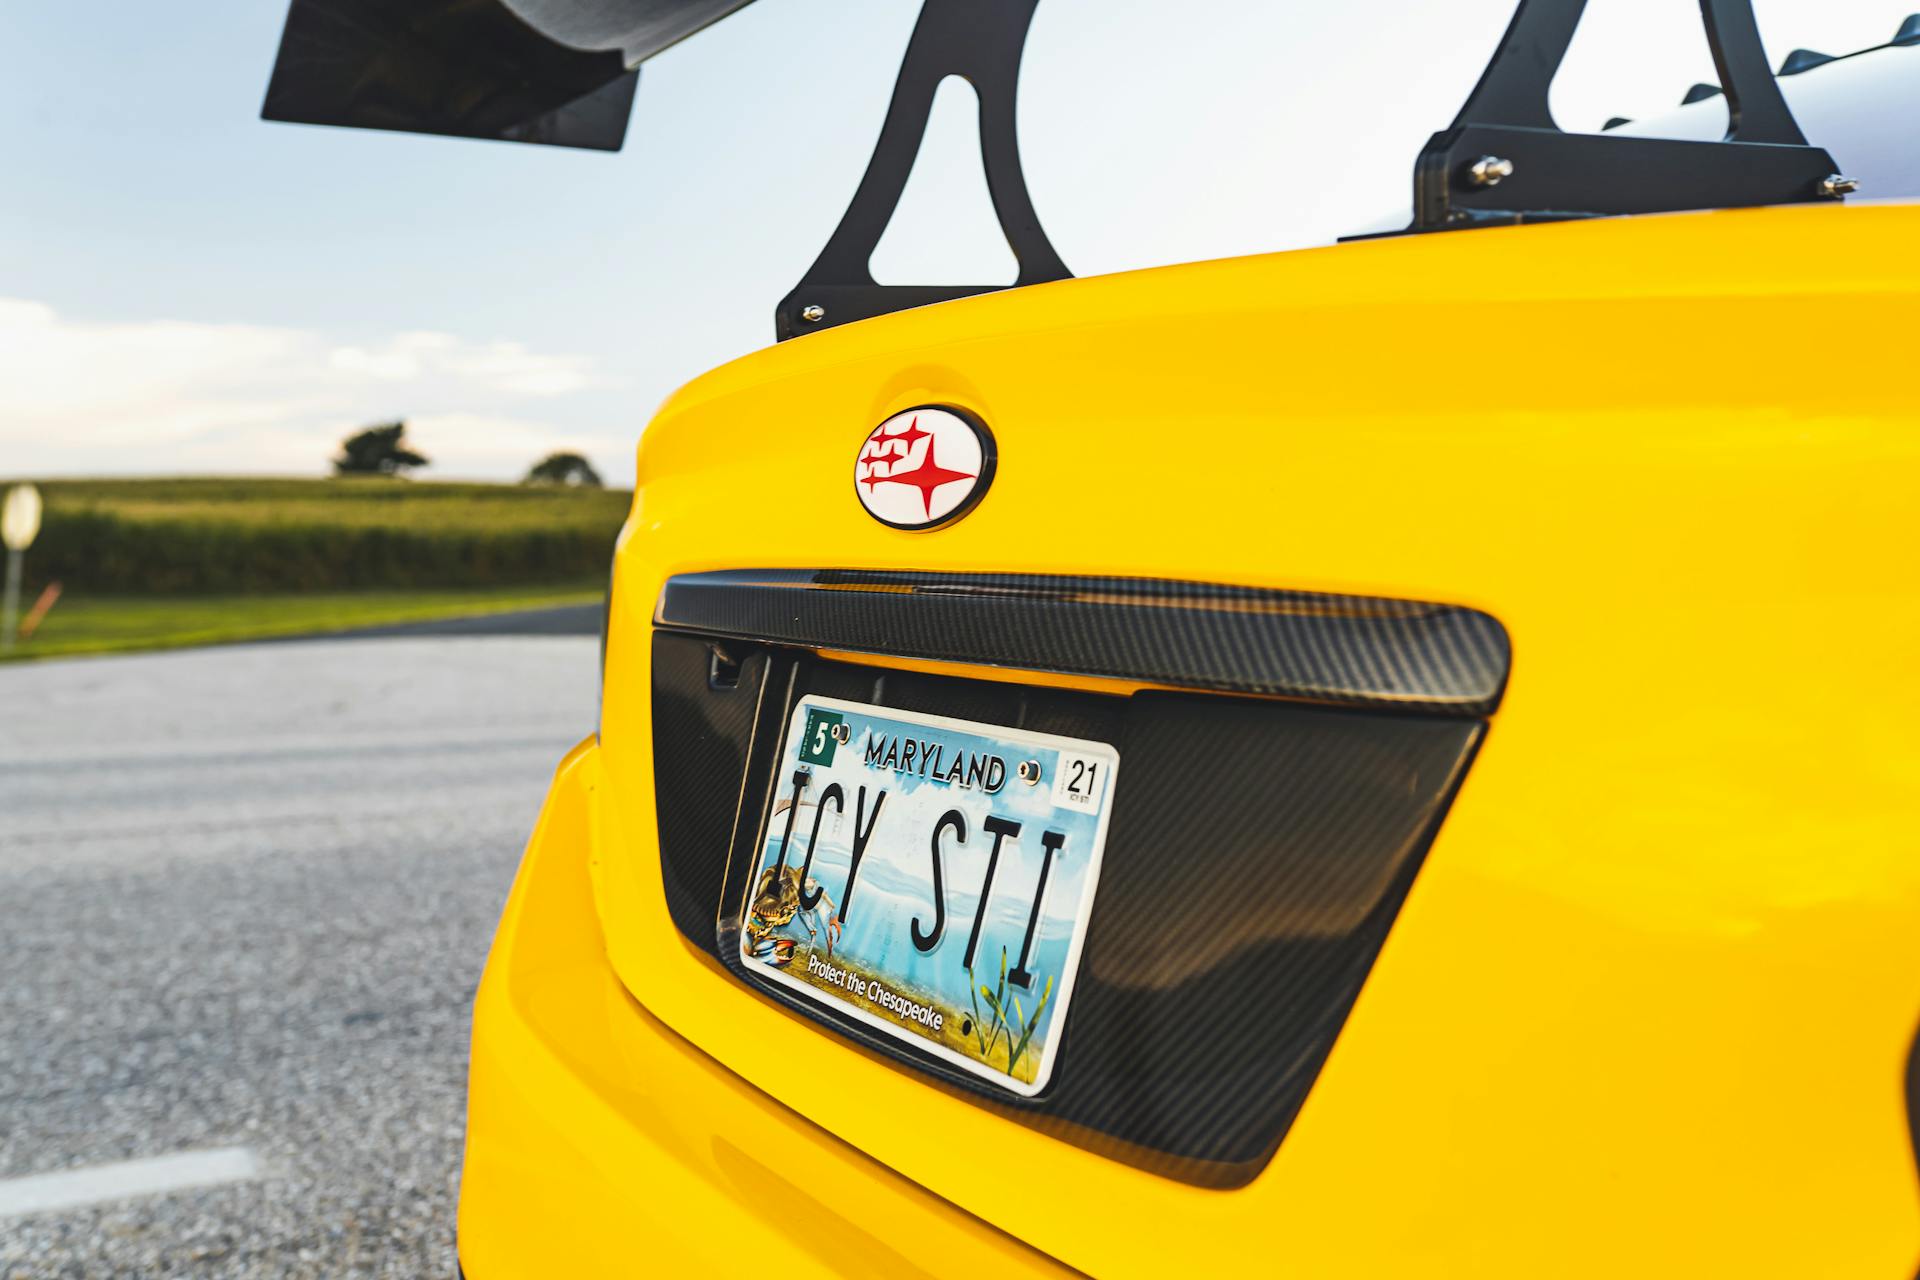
739, 694, 1120, 1096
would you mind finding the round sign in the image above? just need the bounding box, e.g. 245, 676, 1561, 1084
2, 483, 42, 552
853, 407, 995, 530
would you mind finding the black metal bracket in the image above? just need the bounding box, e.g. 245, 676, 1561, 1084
1405, 0, 1845, 231
774, 0, 1069, 340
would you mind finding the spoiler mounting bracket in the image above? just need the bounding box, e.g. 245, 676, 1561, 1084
1401, 0, 1845, 232
774, 0, 1069, 340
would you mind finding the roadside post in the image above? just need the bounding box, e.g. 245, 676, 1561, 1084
2, 483, 43, 653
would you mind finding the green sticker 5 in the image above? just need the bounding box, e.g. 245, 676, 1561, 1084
797, 708, 844, 766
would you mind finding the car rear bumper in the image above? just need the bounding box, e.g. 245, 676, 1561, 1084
462, 209, 1920, 1274
455, 738, 1071, 1280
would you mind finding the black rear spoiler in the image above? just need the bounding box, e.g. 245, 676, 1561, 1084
260, 0, 758, 151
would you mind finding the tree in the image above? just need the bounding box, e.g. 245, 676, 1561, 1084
334, 422, 429, 476
524, 451, 603, 488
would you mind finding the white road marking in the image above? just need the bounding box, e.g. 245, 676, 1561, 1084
0, 1147, 260, 1218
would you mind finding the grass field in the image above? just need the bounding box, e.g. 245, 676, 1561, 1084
4, 583, 605, 662
0, 476, 628, 661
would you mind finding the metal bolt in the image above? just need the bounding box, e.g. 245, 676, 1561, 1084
800, 304, 826, 323
1467, 155, 1514, 187
1820, 173, 1859, 197
1017, 759, 1042, 785
831, 722, 851, 744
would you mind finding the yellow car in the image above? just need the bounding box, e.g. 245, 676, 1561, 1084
266, 1, 1920, 1274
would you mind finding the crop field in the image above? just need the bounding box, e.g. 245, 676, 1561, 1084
2, 477, 626, 660
18, 477, 631, 595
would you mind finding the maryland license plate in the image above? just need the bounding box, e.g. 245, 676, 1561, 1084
739, 694, 1120, 1096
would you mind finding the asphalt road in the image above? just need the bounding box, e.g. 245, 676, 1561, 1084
0, 636, 600, 1278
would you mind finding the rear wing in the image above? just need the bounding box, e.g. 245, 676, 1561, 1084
261, 0, 757, 151
262, 0, 1855, 331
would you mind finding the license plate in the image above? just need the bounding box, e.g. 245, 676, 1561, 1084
739, 694, 1120, 1096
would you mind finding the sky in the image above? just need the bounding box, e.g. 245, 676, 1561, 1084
2, 0, 1914, 486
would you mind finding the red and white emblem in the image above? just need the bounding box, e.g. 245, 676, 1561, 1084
854, 406, 994, 530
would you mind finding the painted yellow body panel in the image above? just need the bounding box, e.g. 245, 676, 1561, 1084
459, 740, 1072, 1278
461, 202, 1920, 1277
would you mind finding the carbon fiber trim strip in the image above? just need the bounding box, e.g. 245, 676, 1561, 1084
653, 570, 1509, 715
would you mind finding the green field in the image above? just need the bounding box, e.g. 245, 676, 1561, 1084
36, 476, 631, 531
1, 477, 627, 661
8, 584, 606, 661
18, 476, 631, 595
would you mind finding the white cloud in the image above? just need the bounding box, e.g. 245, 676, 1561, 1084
0, 299, 631, 483
0, 300, 318, 446
327, 331, 605, 396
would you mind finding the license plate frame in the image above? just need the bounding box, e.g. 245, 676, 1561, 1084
737, 694, 1120, 1097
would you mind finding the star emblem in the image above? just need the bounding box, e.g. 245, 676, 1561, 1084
873, 430, 975, 517
853, 408, 991, 528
